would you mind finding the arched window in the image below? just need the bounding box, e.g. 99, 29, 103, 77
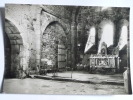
119, 26, 127, 50
98, 24, 114, 53
84, 27, 96, 53
102, 24, 114, 46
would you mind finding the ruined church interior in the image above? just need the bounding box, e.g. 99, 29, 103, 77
4, 4, 130, 80
3, 3, 133, 95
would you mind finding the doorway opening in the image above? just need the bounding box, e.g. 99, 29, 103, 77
5, 19, 23, 78
41, 22, 67, 73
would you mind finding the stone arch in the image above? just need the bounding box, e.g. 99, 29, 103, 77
5, 19, 24, 78
42, 21, 67, 46
42, 21, 69, 36
41, 21, 67, 69
44, 21, 68, 37
40, 10, 69, 36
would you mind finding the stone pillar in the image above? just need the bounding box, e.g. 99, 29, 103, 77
95, 24, 99, 53
35, 7, 42, 67
66, 32, 72, 68
127, 26, 132, 94
71, 22, 77, 69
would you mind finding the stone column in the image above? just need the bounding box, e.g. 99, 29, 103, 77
35, 7, 42, 67
71, 22, 77, 69
127, 26, 132, 94
66, 32, 71, 68
95, 24, 99, 52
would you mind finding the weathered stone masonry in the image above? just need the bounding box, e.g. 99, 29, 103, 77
5, 4, 74, 77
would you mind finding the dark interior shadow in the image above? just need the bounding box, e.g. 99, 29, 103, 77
0, 7, 5, 93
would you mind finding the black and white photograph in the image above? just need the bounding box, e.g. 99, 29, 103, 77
1, 3, 132, 95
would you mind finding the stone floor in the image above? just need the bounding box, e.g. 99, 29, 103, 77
3, 78, 126, 95
2, 71, 126, 95
34, 71, 124, 85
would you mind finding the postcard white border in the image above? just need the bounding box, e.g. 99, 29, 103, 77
0, 0, 133, 99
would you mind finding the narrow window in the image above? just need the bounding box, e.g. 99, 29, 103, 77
84, 27, 96, 53
119, 26, 127, 50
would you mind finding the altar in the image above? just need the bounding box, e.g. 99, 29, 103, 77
89, 54, 120, 74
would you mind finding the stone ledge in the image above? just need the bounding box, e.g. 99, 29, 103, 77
32, 75, 124, 86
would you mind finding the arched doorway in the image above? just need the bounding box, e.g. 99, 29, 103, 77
41, 22, 67, 71
5, 19, 24, 78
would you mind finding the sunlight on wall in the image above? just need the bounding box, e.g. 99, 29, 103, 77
119, 26, 127, 50
84, 27, 96, 53
98, 24, 113, 53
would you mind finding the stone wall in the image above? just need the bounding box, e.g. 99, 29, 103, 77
5, 4, 72, 77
